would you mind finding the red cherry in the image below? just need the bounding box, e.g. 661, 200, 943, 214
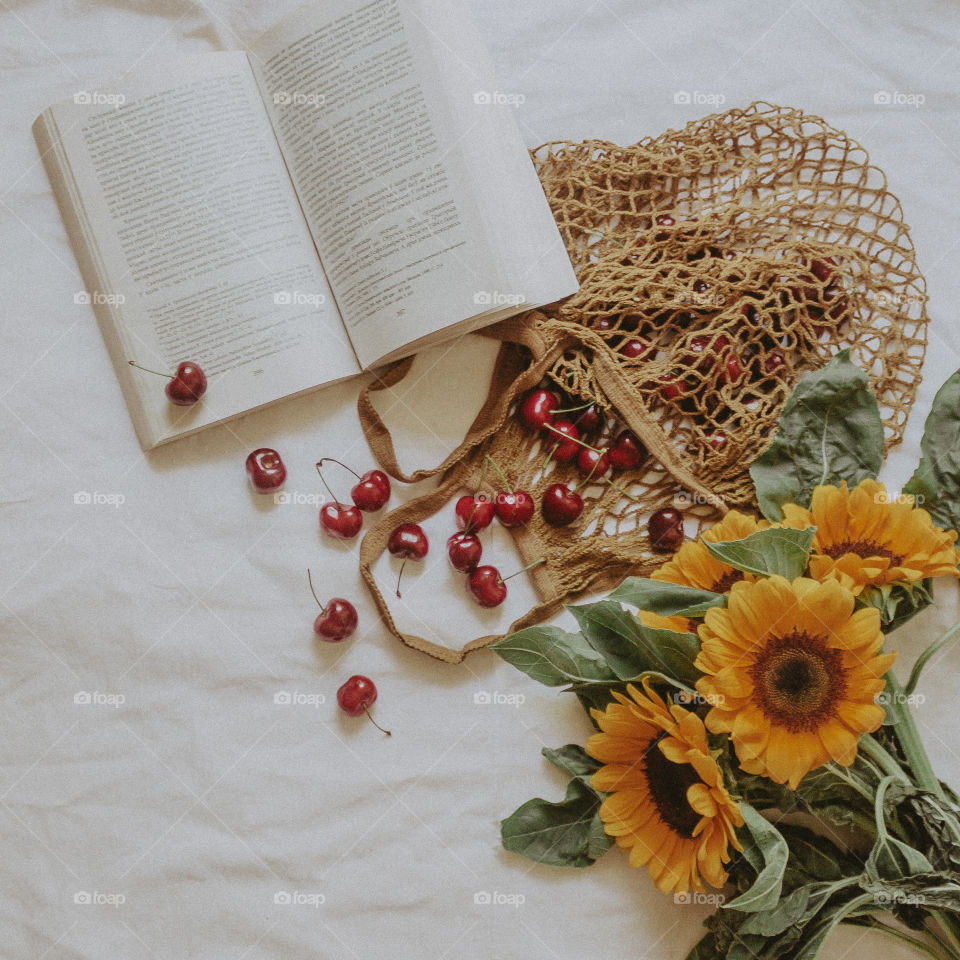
608, 430, 646, 471
590, 316, 616, 332
129, 359, 206, 405
493, 490, 535, 527
577, 447, 611, 480
351, 470, 391, 511
721, 352, 744, 385
387, 523, 429, 598
388, 523, 429, 560
545, 421, 580, 463
337, 675, 390, 735
467, 565, 508, 607
455, 494, 494, 532
314, 599, 358, 641
688, 334, 730, 372
655, 214, 675, 227
542, 484, 584, 527
618, 337, 654, 361
320, 502, 363, 539
165, 361, 207, 405
659, 375, 689, 401
574, 404, 603, 434
648, 507, 684, 552
764, 351, 786, 375
447, 532, 482, 572
519, 389, 560, 431
706, 431, 728, 452
810, 257, 836, 282
245, 448, 286, 493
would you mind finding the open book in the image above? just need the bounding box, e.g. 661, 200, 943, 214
34, 0, 577, 449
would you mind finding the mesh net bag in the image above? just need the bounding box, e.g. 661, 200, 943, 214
358, 101, 929, 663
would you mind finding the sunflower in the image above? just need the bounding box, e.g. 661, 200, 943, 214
781, 479, 960, 596
695, 576, 895, 789
586, 678, 744, 894
651, 509, 770, 594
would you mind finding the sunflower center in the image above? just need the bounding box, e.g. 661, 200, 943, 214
711, 569, 744, 593
642, 732, 702, 838
749, 633, 847, 732
822, 538, 904, 565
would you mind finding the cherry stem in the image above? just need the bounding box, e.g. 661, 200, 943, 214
498, 557, 547, 584
363, 703, 392, 736
315, 463, 344, 505
306, 568, 325, 614
317, 457, 361, 480
543, 423, 602, 454
553, 401, 593, 414
395, 558, 406, 599
540, 424, 640, 502
128, 360, 174, 380
484, 455, 513, 494
464, 458, 492, 530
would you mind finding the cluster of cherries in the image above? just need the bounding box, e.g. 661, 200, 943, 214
445, 457, 546, 608
516, 387, 684, 553
243, 447, 392, 735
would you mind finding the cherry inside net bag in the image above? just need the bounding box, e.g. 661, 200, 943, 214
357, 101, 929, 663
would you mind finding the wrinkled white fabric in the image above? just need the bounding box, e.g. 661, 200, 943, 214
2, 0, 958, 957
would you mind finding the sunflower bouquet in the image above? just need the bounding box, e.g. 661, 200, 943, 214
492, 352, 960, 959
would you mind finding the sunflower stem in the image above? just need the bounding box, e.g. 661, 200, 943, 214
905, 617, 960, 697
864, 918, 959, 960
883, 669, 945, 800
934, 912, 960, 960
859, 734, 912, 785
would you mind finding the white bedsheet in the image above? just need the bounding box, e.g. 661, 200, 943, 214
2, 1, 960, 957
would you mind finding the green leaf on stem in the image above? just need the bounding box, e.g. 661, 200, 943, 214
725, 802, 789, 913
567, 599, 702, 688
609, 578, 725, 618
704, 526, 816, 580
500, 777, 612, 868
904, 369, 960, 531
541, 744, 601, 781
491, 625, 617, 686
750, 350, 884, 521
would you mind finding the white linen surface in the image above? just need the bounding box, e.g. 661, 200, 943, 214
2, 0, 960, 957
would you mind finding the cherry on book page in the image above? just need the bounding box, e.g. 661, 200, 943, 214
128, 359, 206, 405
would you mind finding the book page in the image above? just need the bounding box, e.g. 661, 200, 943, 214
250, 0, 576, 369
38, 52, 359, 447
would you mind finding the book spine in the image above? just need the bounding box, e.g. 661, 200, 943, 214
32, 109, 158, 449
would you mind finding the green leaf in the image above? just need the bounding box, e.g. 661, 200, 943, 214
491, 625, 617, 686
738, 880, 844, 937
725, 803, 789, 913
609, 578, 725, 618
567, 600, 702, 687
904, 370, 960, 531
859, 579, 934, 635
704, 526, 816, 580
865, 775, 935, 882
683, 931, 723, 960
750, 350, 885, 521
541, 744, 601, 781
500, 777, 612, 868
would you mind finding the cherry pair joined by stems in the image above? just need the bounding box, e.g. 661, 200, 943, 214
129, 359, 207, 405
317, 460, 391, 540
